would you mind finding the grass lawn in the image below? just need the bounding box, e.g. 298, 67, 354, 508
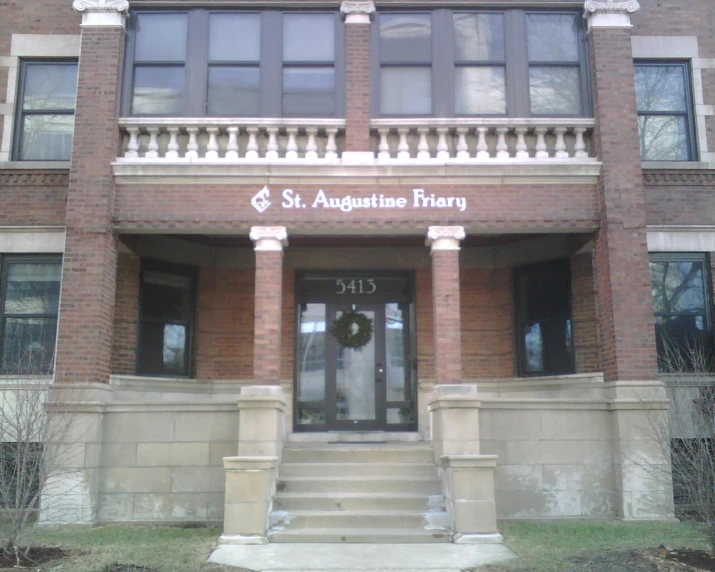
18, 520, 713, 571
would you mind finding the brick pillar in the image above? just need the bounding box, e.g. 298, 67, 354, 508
340, 0, 374, 163
55, 2, 127, 384
250, 227, 287, 384
585, 2, 657, 382
427, 226, 465, 384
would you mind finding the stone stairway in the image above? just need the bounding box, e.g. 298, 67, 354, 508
268, 442, 452, 543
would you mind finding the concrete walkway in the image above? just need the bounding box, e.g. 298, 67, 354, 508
208, 543, 517, 571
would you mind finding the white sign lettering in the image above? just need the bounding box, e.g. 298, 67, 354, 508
251, 187, 468, 213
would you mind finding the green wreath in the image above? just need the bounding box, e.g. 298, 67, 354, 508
330, 311, 373, 351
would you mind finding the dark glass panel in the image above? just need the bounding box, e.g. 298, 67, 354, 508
335, 309, 376, 421
18, 115, 74, 161
455, 67, 506, 114
0, 317, 57, 374
638, 116, 690, 161
134, 13, 187, 62
635, 65, 688, 112
282, 68, 335, 115
137, 321, 188, 375
297, 303, 327, 425
526, 14, 579, 62
380, 68, 431, 114
523, 319, 573, 374
132, 67, 184, 115
454, 13, 505, 62
651, 261, 706, 314
283, 14, 335, 62
4, 263, 61, 315
22, 63, 78, 111
380, 14, 431, 63
209, 14, 261, 62
529, 66, 581, 115
207, 67, 260, 115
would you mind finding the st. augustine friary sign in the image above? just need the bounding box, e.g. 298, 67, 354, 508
250, 186, 468, 214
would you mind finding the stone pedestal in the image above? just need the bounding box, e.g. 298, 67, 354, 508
236, 385, 286, 458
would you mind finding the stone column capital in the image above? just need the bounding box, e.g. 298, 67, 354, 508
72, 0, 129, 27
340, 0, 375, 24
584, 0, 640, 31
250, 226, 288, 252
426, 226, 466, 252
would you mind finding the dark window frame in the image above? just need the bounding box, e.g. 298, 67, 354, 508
634, 60, 698, 162
12, 59, 78, 162
514, 258, 575, 377
0, 255, 62, 375
371, 9, 592, 118
122, 9, 346, 118
650, 252, 714, 371
136, 259, 197, 378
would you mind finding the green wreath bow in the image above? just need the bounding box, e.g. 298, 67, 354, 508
330, 311, 373, 351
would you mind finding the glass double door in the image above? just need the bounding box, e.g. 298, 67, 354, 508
296, 300, 415, 431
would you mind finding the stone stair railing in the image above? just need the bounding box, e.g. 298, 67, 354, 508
117, 118, 345, 162
370, 118, 596, 162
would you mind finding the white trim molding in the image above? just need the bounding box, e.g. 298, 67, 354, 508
0, 228, 66, 253
427, 226, 465, 252
647, 227, 715, 252
72, 0, 129, 27
250, 226, 288, 253
340, 0, 375, 24
584, 1, 640, 30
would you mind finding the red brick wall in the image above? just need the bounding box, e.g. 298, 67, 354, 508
111, 251, 140, 374
571, 253, 602, 374
645, 181, 715, 226
345, 21, 371, 151
415, 268, 435, 381
0, 172, 68, 226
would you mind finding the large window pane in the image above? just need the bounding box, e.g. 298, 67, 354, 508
138, 322, 188, 375
454, 13, 505, 62
283, 14, 334, 62
1, 318, 57, 374
209, 14, 260, 61
132, 67, 184, 115
635, 65, 688, 112
455, 67, 506, 114
4, 264, 61, 315
282, 68, 335, 115
526, 14, 579, 62
638, 116, 689, 161
208, 67, 260, 115
380, 68, 431, 115
22, 64, 77, 111
18, 115, 74, 161
651, 261, 705, 314
297, 303, 327, 425
134, 13, 187, 62
380, 14, 431, 63
529, 66, 581, 115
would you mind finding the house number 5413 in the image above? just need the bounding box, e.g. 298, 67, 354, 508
336, 279, 377, 294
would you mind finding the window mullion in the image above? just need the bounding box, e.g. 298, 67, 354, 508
433, 9, 453, 117
261, 11, 282, 117
505, 10, 528, 117
186, 10, 208, 116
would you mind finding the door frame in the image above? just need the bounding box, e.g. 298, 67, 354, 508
293, 270, 417, 432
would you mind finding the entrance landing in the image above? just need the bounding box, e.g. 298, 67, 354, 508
208, 543, 517, 571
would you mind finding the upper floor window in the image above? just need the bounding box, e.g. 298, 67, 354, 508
124, 11, 345, 117
0, 257, 62, 375
14, 61, 78, 161
635, 61, 697, 161
373, 10, 590, 117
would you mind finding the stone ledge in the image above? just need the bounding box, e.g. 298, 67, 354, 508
223, 456, 279, 471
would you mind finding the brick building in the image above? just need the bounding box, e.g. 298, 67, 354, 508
0, 0, 713, 543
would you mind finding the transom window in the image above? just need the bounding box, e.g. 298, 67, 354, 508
124, 11, 345, 117
14, 61, 78, 161
373, 10, 590, 117
635, 62, 697, 161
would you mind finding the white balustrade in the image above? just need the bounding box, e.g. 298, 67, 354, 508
117, 119, 345, 162
370, 119, 596, 162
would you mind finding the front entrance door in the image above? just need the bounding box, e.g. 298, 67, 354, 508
295, 273, 416, 432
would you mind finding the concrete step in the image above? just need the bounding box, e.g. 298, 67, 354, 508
288, 431, 423, 443
281, 445, 434, 464
279, 462, 439, 478
270, 510, 451, 530
267, 528, 453, 544
277, 476, 442, 495
273, 492, 445, 512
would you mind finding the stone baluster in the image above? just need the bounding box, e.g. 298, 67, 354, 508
245, 127, 259, 160
226, 126, 239, 160
325, 128, 338, 160
496, 127, 509, 159
397, 128, 410, 160
417, 128, 430, 160
574, 127, 588, 159
145, 126, 160, 159
125, 127, 139, 158
476, 127, 490, 160
455, 127, 469, 160
377, 128, 391, 160
185, 127, 199, 161
534, 127, 549, 160
554, 127, 568, 159
436, 127, 450, 160
305, 128, 319, 160
266, 127, 279, 160
206, 127, 219, 160
515, 127, 529, 159
165, 127, 180, 159
285, 127, 299, 160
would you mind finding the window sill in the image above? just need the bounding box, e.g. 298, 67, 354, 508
642, 161, 714, 170
0, 161, 70, 170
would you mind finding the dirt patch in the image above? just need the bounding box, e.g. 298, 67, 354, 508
660, 547, 715, 570
0, 546, 70, 568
